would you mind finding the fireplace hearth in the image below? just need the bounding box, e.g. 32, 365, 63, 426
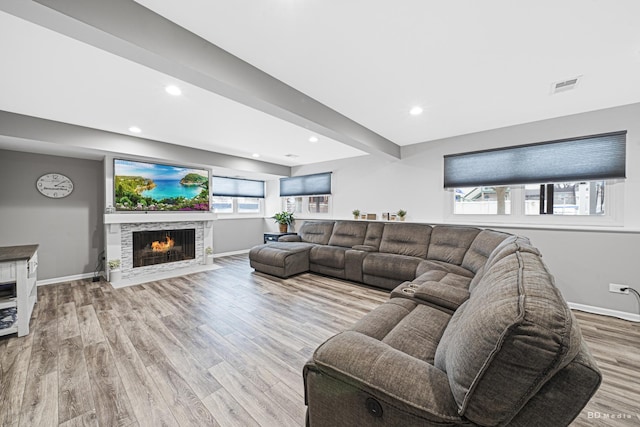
133, 228, 196, 268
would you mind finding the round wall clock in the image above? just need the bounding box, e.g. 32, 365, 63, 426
36, 173, 74, 198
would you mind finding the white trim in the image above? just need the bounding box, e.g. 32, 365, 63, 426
37, 272, 97, 286
213, 249, 250, 258
568, 302, 640, 323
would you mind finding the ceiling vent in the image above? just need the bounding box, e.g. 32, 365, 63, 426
284, 154, 299, 158
551, 76, 581, 94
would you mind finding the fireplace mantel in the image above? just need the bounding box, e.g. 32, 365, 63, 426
104, 212, 217, 225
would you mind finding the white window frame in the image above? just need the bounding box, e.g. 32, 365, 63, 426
212, 196, 264, 217
282, 195, 333, 218
446, 179, 624, 228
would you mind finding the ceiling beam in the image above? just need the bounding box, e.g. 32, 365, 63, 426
0, 110, 291, 176
1, 0, 401, 159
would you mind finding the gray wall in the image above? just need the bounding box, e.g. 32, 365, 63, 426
287, 103, 640, 317
0, 150, 104, 280
213, 218, 265, 255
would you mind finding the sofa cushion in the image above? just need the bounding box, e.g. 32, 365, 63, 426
327, 221, 367, 248
310, 245, 348, 269
362, 222, 385, 249
461, 229, 511, 274
413, 270, 472, 290
379, 223, 432, 258
416, 260, 474, 279
427, 226, 480, 265
298, 221, 335, 245
362, 252, 423, 282
349, 298, 451, 364
434, 246, 582, 426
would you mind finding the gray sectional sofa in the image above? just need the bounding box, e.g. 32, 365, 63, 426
249, 220, 602, 426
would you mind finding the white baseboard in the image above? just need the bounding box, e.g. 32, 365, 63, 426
213, 249, 250, 258
37, 272, 98, 286
568, 302, 640, 323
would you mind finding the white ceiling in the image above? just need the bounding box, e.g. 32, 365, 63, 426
2, 1, 640, 170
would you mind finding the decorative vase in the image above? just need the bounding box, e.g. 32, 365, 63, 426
279, 223, 288, 233
206, 255, 214, 265
109, 269, 122, 282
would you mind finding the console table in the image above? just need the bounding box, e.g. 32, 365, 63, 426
0, 245, 38, 337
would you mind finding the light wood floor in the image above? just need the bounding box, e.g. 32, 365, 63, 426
0, 254, 638, 426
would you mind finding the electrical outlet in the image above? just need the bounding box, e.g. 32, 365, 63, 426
609, 283, 629, 294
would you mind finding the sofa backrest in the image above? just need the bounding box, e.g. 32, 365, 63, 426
461, 229, 512, 274
362, 222, 385, 249
298, 221, 335, 245
327, 221, 368, 248
378, 223, 432, 258
427, 226, 480, 265
434, 238, 582, 426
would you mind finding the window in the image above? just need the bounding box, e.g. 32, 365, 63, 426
525, 181, 605, 216
283, 196, 330, 214
212, 176, 264, 215
280, 172, 332, 216
445, 131, 625, 223
454, 186, 511, 215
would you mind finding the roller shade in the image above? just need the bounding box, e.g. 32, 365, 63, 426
280, 172, 332, 196
212, 176, 264, 198
444, 131, 626, 188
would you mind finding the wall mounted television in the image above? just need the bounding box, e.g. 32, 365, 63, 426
114, 159, 210, 211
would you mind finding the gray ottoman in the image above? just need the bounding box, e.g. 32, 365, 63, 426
249, 242, 313, 278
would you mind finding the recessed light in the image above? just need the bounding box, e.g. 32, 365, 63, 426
165, 85, 182, 96
409, 106, 423, 116
129, 126, 142, 133
309, 136, 319, 143
252, 153, 260, 158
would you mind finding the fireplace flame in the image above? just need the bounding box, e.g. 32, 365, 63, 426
151, 235, 175, 252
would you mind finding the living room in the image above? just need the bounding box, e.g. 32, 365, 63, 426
1, 1, 639, 426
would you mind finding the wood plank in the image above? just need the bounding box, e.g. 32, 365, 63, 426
96, 310, 179, 427
145, 360, 218, 427
57, 302, 80, 341
58, 412, 98, 427
84, 341, 136, 427
0, 334, 34, 427
209, 361, 299, 427
58, 336, 94, 424
202, 388, 260, 427
77, 305, 105, 347
18, 371, 58, 427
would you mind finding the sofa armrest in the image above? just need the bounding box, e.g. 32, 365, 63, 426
414, 281, 470, 311
351, 244, 378, 252
278, 234, 301, 242
307, 331, 461, 423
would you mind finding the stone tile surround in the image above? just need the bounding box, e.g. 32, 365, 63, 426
120, 221, 204, 280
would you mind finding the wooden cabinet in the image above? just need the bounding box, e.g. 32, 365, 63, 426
0, 245, 38, 337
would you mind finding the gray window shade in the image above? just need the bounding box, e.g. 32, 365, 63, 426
444, 131, 626, 188
280, 172, 332, 196
212, 176, 264, 198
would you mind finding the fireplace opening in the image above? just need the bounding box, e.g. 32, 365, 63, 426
133, 228, 196, 268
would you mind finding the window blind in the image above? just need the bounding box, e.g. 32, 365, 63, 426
443, 131, 626, 188
212, 176, 265, 198
280, 172, 332, 197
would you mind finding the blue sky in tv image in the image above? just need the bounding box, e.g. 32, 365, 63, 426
115, 159, 208, 181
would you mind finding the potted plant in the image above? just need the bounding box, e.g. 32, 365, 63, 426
397, 209, 407, 221
205, 246, 214, 265
352, 209, 360, 220
273, 211, 294, 233
108, 259, 122, 282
